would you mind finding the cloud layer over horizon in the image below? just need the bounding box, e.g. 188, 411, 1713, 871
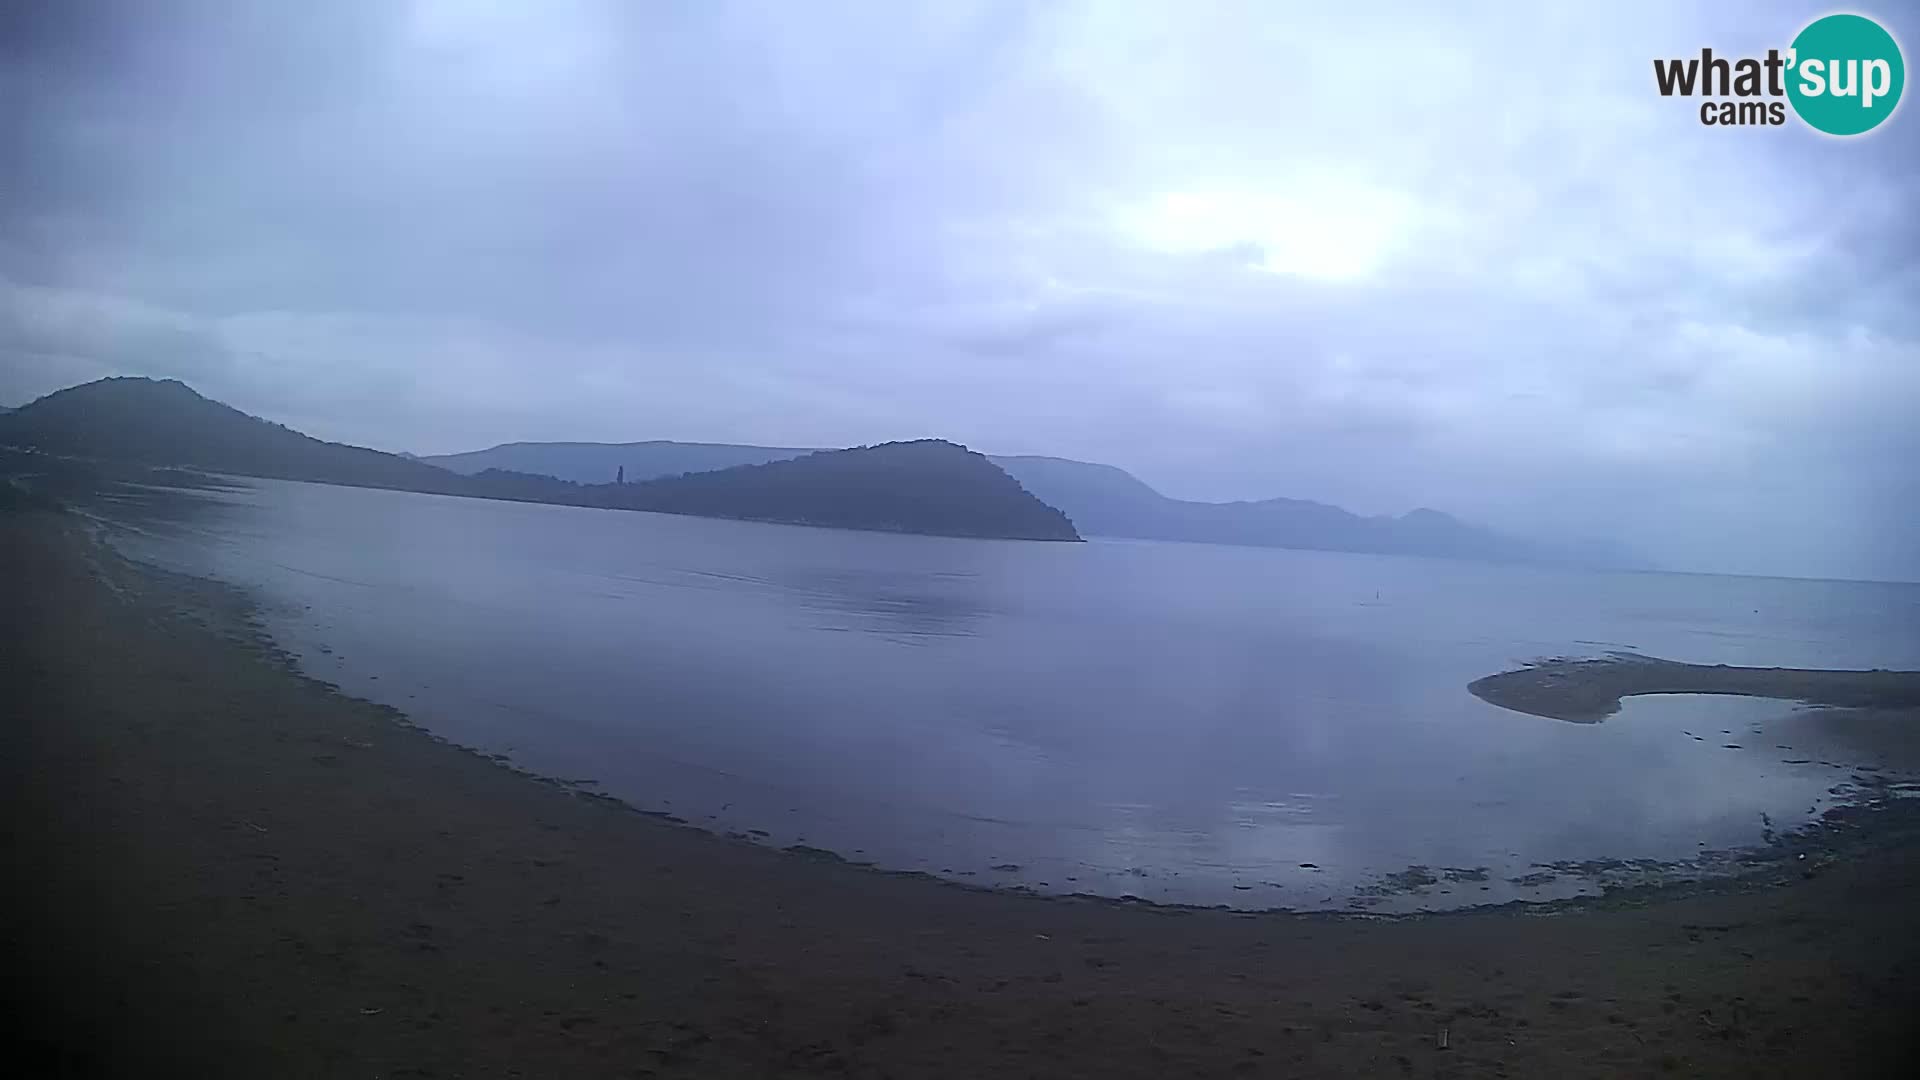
4, 0, 1917, 579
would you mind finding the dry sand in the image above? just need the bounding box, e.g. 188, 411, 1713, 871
5, 510, 1918, 1078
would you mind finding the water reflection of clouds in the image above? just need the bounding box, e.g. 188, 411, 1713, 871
89, 477, 1920, 912
1031, 690, 1883, 910
760, 566, 999, 643
577, 550, 1001, 644
87, 480, 241, 530
76, 478, 266, 567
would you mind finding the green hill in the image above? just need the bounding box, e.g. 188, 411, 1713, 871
0, 379, 1080, 542
604, 441, 1079, 541
0, 377, 464, 493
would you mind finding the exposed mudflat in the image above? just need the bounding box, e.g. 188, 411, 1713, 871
1470, 652, 1920, 724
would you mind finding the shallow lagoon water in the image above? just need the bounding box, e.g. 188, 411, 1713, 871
102, 478, 1920, 911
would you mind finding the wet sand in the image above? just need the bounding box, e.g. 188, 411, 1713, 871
5, 509, 1919, 1078
1470, 654, 1920, 724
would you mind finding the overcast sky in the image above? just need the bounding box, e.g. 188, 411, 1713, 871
3, 1, 1916, 580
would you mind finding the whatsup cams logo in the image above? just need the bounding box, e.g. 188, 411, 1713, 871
1654, 12, 1905, 134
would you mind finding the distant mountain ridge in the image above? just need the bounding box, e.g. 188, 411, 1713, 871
428, 439, 1617, 566
994, 455, 1554, 562
425, 440, 811, 482
0, 378, 1079, 542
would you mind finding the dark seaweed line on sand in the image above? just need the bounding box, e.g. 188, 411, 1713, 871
1469, 652, 1920, 724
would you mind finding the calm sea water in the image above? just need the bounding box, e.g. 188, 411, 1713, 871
99, 478, 1920, 911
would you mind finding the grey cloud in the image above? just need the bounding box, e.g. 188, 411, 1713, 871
0, 281, 237, 382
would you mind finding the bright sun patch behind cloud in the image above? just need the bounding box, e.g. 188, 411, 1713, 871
1117, 184, 1414, 281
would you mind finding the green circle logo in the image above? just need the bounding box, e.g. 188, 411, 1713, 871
1787, 14, 1905, 135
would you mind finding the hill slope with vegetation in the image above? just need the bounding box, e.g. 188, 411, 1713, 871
0, 379, 1079, 541
427, 435, 1617, 565
604, 441, 1079, 540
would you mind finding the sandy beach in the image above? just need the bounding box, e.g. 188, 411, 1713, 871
5, 507, 1919, 1078
1470, 654, 1920, 724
